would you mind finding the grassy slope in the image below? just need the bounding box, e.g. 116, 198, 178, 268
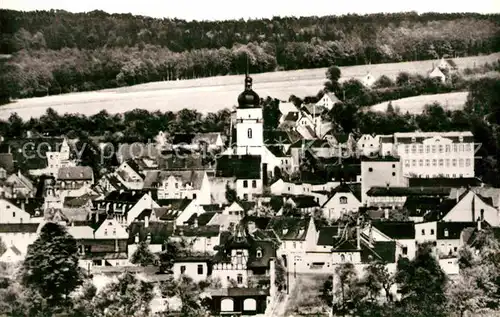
1, 53, 499, 120
368, 92, 469, 114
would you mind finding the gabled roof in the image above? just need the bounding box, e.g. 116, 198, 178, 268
216, 155, 261, 179
156, 198, 193, 211
329, 183, 362, 202
0, 138, 65, 170
57, 166, 93, 181
283, 112, 299, 122
266, 146, 288, 158
372, 221, 416, 239
317, 226, 341, 246
302, 104, 327, 117
0, 223, 39, 233
128, 221, 174, 245
267, 216, 311, 241
6, 197, 43, 216
361, 241, 397, 264
143, 170, 206, 189
324, 92, 341, 104
367, 187, 451, 197
152, 207, 182, 221
288, 195, 319, 209
63, 193, 98, 208
437, 222, 476, 240
185, 212, 218, 226
403, 196, 442, 217
101, 190, 154, 203
124, 159, 144, 175
408, 178, 482, 188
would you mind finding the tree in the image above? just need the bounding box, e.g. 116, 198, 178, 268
386, 101, 395, 115
363, 261, 394, 302
91, 272, 154, 317
373, 75, 395, 89
275, 258, 286, 292
324, 66, 342, 93
0, 237, 6, 257
21, 222, 82, 306
334, 262, 359, 314
131, 241, 156, 267
225, 183, 237, 203
395, 243, 448, 317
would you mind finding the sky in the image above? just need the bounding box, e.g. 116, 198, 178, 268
2, 0, 500, 21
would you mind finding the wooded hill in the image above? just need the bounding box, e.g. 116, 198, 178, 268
0, 10, 499, 101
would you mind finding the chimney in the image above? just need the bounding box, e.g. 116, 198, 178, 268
17, 170, 21, 178
456, 190, 459, 203
247, 221, 256, 234
194, 218, 198, 228
134, 233, 139, 244
115, 239, 119, 252
356, 217, 361, 250
145, 214, 149, 228
384, 208, 389, 219
477, 219, 482, 231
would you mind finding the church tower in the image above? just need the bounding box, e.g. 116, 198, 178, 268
235, 74, 263, 156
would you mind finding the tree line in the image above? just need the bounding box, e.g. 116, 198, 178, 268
0, 10, 499, 100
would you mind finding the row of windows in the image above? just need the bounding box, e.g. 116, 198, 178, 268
242, 180, 258, 188
180, 264, 204, 275
404, 158, 471, 168
404, 143, 472, 154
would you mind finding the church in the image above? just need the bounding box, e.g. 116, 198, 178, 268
217, 74, 293, 201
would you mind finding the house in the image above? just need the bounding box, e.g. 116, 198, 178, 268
438, 57, 458, 72
284, 196, 320, 214
436, 221, 477, 258
95, 174, 127, 195
6, 171, 35, 198
128, 221, 174, 258
56, 166, 94, 196
298, 104, 333, 138
361, 72, 376, 88
115, 160, 145, 189
171, 224, 221, 254
369, 221, 417, 259
279, 112, 300, 130
323, 132, 356, 158
356, 134, 382, 157
360, 157, 408, 205
173, 256, 211, 282
0, 198, 42, 224
144, 170, 211, 204
270, 178, 340, 198
69, 216, 129, 268
94, 190, 159, 226
278, 101, 299, 117
366, 186, 451, 209
216, 155, 262, 201
0, 245, 23, 263
0, 222, 42, 255
322, 183, 362, 220
315, 92, 341, 111
391, 131, 475, 178
156, 198, 201, 226
428, 66, 446, 83
438, 190, 499, 226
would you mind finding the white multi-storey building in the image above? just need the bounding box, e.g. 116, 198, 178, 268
382, 132, 475, 178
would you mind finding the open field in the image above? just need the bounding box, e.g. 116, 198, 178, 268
1, 53, 499, 121
368, 91, 469, 114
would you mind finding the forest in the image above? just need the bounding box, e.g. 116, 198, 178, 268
0, 10, 499, 101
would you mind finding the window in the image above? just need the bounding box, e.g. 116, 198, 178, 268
445, 145, 450, 153
247, 128, 252, 139
243, 193, 248, 200
112, 228, 116, 236
453, 144, 458, 152
12, 212, 15, 218
404, 160, 410, 167
425, 159, 430, 166
411, 145, 416, 153
465, 144, 471, 151
392, 164, 396, 168
339, 196, 348, 204
432, 159, 437, 167
459, 159, 464, 167
418, 145, 423, 153
452, 159, 457, 167
340, 254, 345, 262
454, 247, 458, 252
243, 180, 248, 188
439, 159, 444, 167
426, 145, 430, 153
402, 247, 408, 255
293, 242, 296, 249
444, 229, 449, 237
445, 159, 450, 167
237, 274, 243, 284
180, 265, 186, 274
412, 160, 416, 167
431, 229, 435, 235
431, 145, 436, 153
404, 145, 409, 154
465, 159, 471, 167
421, 229, 425, 235
104, 229, 108, 236
438, 145, 443, 153
252, 180, 257, 188
197, 264, 204, 275
392, 172, 396, 176
175, 183, 178, 189
256, 248, 262, 258
419, 160, 423, 167
459, 144, 464, 152
368, 167, 373, 172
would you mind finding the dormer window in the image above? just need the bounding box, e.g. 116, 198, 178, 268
256, 248, 262, 258
339, 196, 348, 204
444, 229, 449, 237
104, 229, 108, 236
459, 135, 463, 142
411, 136, 416, 143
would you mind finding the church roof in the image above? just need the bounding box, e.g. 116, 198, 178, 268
237, 75, 260, 109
